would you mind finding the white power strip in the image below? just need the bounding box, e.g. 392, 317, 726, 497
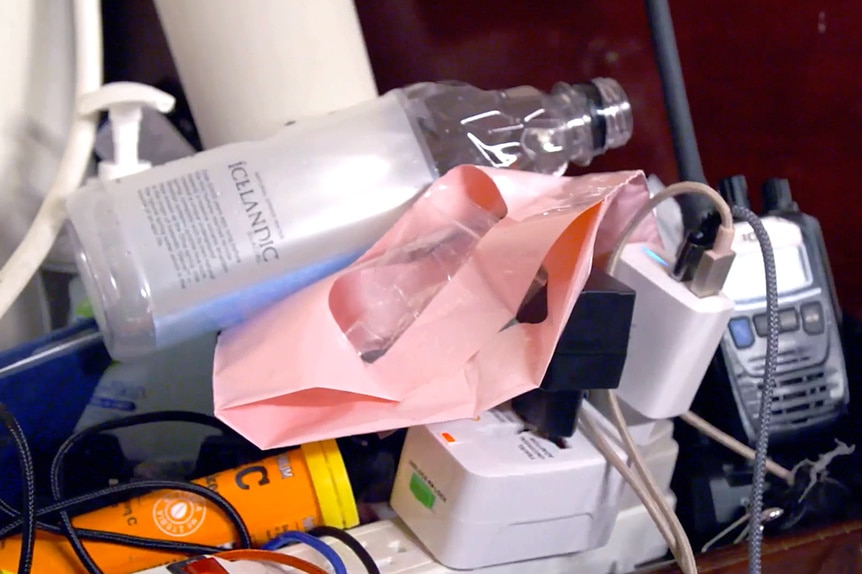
276, 501, 672, 574
136, 500, 670, 574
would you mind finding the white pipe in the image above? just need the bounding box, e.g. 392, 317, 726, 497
0, 0, 103, 321
153, 0, 378, 148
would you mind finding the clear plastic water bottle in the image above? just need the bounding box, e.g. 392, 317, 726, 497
336, 195, 503, 362
405, 78, 632, 176
68, 78, 633, 359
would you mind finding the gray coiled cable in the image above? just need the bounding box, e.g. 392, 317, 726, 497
731, 205, 779, 574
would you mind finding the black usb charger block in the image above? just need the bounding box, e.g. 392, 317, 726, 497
513, 269, 635, 439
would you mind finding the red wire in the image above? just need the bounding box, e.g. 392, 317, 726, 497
216, 548, 328, 574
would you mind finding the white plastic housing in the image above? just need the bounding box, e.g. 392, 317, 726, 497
390, 404, 629, 570
282, 500, 675, 574
153, 0, 378, 148
611, 243, 735, 419
67, 91, 435, 359
134, 499, 675, 574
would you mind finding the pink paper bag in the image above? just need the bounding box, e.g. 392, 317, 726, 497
213, 166, 657, 448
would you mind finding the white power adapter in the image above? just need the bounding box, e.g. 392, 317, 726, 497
610, 242, 735, 420
387, 401, 682, 571
389, 402, 626, 570
134, 502, 675, 574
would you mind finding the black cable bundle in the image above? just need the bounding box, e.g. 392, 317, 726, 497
0, 408, 252, 574
0, 403, 36, 573
0, 405, 379, 574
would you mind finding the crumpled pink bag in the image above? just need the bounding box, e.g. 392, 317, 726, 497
213, 166, 659, 448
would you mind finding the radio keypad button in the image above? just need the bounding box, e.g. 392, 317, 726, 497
801, 302, 825, 334
778, 308, 799, 333
729, 317, 755, 349
753, 314, 769, 337
752, 308, 800, 336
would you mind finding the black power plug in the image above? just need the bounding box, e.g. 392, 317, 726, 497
512, 268, 635, 439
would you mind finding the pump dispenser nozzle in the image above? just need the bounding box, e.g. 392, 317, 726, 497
78, 82, 176, 180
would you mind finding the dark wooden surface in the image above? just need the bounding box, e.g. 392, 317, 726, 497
354, 0, 862, 318
640, 520, 862, 573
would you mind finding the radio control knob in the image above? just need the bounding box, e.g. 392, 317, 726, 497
762, 178, 799, 213
718, 175, 751, 211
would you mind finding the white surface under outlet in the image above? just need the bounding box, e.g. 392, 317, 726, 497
275, 501, 672, 574
135, 499, 672, 574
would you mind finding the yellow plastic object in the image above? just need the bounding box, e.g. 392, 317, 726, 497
302, 439, 360, 529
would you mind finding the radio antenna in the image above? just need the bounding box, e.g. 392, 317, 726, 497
645, 0, 713, 230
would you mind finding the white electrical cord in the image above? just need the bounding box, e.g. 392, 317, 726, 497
590, 181, 737, 574
578, 411, 697, 574
599, 390, 698, 574
679, 411, 793, 485
591, 181, 786, 574
587, 182, 735, 574
0, 0, 103, 321
605, 181, 734, 276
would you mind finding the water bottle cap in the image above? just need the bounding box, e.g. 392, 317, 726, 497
591, 77, 634, 150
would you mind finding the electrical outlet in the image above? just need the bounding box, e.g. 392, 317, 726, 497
277, 500, 671, 574
137, 501, 671, 573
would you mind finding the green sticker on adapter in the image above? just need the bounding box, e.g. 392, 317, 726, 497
409, 472, 436, 509
75, 298, 94, 319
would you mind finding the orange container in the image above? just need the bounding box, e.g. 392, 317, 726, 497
0, 440, 358, 574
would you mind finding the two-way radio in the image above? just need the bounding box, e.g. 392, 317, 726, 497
697, 176, 849, 444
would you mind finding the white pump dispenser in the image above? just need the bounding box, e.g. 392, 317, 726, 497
78, 82, 175, 181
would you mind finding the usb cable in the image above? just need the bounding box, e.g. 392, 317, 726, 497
595, 180, 736, 574
589, 181, 782, 574
606, 181, 734, 281
726, 204, 780, 573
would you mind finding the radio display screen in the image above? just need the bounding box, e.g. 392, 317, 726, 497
722, 245, 812, 301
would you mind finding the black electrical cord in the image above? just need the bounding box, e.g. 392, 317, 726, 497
0, 496, 218, 555
0, 490, 224, 556
0, 402, 36, 574
644, 0, 714, 230
310, 526, 381, 574
0, 480, 250, 542
61, 482, 251, 574
48, 411, 249, 574
0, 409, 253, 574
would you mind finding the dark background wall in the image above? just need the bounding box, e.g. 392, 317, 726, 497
104, 1, 862, 317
